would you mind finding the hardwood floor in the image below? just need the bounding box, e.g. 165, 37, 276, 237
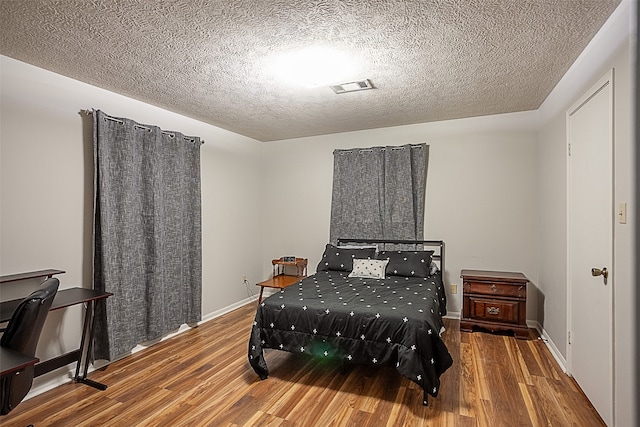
3, 303, 604, 426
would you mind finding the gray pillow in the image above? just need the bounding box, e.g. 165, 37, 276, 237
377, 250, 434, 277
316, 244, 376, 272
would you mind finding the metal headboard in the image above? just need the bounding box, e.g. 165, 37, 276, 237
336, 238, 445, 274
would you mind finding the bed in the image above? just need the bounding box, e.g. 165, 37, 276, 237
247, 239, 453, 405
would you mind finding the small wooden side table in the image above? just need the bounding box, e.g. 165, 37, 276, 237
256, 257, 307, 304
460, 269, 529, 339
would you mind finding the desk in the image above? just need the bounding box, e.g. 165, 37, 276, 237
1, 271, 112, 390
0, 348, 38, 377
0, 269, 64, 284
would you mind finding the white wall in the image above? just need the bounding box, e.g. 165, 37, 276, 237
0, 55, 265, 391
537, 1, 636, 425
261, 112, 540, 317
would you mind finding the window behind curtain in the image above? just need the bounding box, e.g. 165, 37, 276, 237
329, 144, 428, 247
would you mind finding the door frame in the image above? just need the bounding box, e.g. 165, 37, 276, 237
565, 69, 614, 423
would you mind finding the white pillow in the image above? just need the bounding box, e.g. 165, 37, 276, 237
348, 258, 389, 279
430, 261, 439, 275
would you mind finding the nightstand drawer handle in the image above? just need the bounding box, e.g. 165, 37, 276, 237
487, 307, 500, 315
491, 284, 498, 293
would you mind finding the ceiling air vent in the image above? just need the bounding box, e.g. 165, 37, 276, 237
330, 79, 374, 94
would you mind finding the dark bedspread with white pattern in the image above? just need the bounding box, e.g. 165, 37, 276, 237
248, 270, 453, 404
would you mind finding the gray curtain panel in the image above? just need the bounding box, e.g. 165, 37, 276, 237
329, 144, 428, 248
92, 110, 202, 361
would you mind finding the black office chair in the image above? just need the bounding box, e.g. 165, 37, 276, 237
0, 277, 59, 415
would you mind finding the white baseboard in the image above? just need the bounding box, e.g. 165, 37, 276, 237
26, 364, 78, 399
200, 295, 257, 323
443, 312, 461, 320
25, 296, 259, 400
531, 321, 567, 373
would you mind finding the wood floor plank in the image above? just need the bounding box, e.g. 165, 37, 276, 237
135, 398, 195, 427
86, 386, 175, 427
469, 334, 492, 401
518, 381, 545, 427
528, 375, 574, 426
243, 410, 287, 426
439, 317, 461, 406
384, 385, 408, 427
515, 338, 547, 378
504, 335, 533, 386
271, 368, 345, 424
545, 374, 606, 426
0, 304, 605, 427
524, 338, 563, 381
363, 367, 402, 426
457, 341, 478, 419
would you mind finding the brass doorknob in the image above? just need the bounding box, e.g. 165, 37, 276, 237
591, 267, 608, 285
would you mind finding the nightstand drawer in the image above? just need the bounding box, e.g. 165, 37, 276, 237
463, 281, 526, 298
468, 297, 520, 324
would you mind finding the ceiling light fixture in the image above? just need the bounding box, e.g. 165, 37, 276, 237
330, 79, 374, 94
269, 46, 359, 88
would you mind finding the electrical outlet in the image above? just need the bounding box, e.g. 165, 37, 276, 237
450, 284, 457, 294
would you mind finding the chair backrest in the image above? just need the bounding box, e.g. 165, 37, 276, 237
1, 277, 59, 415
1, 277, 59, 355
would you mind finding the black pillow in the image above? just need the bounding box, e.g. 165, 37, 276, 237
377, 250, 434, 277
316, 244, 376, 272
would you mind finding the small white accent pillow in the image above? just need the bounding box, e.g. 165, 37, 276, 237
430, 261, 439, 275
348, 259, 389, 279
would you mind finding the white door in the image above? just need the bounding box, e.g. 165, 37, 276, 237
567, 70, 614, 426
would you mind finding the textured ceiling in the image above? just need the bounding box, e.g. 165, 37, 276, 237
0, 0, 621, 142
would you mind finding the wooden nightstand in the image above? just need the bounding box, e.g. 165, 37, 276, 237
256, 257, 307, 304
460, 269, 529, 339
